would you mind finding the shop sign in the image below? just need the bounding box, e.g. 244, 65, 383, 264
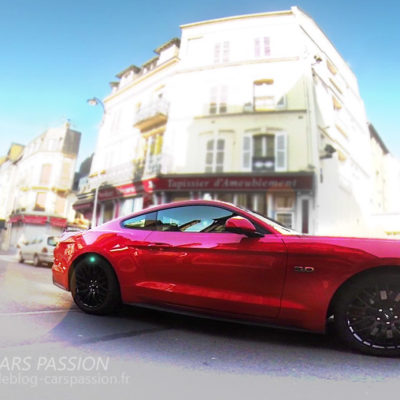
22, 215, 48, 225
154, 175, 314, 192
50, 217, 67, 227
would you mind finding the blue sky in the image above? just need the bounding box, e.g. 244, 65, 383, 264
0, 0, 399, 165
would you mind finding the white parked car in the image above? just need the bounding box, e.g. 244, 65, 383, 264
17, 235, 60, 267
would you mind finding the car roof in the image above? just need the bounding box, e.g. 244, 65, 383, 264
95, 199, 281, 235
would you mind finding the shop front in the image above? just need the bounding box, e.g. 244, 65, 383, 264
7, 214, 68, 248
80, 172, 314, 233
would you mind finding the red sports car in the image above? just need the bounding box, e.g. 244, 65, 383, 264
52, 200, 400, 356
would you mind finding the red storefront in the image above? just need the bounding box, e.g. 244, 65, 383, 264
8, 214, 68, 247
74, 172, 314, 232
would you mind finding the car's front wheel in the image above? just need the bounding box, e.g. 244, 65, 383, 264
70, 255, 121, 315
334, 272, 400, 357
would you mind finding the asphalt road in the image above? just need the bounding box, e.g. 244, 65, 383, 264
0, 252, 399, 400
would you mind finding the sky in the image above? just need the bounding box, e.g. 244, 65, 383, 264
0, 0, 399, 166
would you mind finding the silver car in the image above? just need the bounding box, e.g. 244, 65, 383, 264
17, 235, 60, 267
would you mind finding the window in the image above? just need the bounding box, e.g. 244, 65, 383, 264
34, 192, 46, 211
275, 194, 295, 229
214, 41, 230, 64
103, 202, 115, 223
39, 164, 52, 185
254, 79, 275, 110
122, 211, 158, 230
144, 133, 163, 175
157, 206, 235, 233
47, 236, 59, 246
275, 212, 294, 229
275, 194, 295, 209
60, 161, 71, 187
242, 132, 287, 172
254, 37, 271, 58
209, 86, 228, 114
205, 138, 225, 173
55, 196, 66, 215
253, 134, 274, 158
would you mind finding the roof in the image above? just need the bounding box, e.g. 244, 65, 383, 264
369, 123, 389, 155
116, 64, 141, 79
154, 38, 181, 54
142, 56, 159, 69
180, 9, 292, 29
7, 143, 25, 162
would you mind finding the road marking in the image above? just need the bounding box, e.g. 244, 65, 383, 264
0, 309, 78, 317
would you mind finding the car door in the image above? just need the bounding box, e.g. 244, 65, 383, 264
138, 205, 287, 319
119, 211, 161, 293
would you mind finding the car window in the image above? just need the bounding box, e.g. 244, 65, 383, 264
122, 212, 158, 230
156, 205, 235, 233
47, 236, 60, 246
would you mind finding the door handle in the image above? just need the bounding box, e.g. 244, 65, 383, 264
147, 242, 171, 248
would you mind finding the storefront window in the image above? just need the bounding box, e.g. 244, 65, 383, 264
275, 194, 295, 209
103, 202, 114, 223
275, 212, 293, 229
216, 193, 234, 204
275, 193, 295, 229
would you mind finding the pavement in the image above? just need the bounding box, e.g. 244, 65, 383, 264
1, 248, 400, 399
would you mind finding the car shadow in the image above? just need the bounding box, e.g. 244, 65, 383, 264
49, 303, 344, 355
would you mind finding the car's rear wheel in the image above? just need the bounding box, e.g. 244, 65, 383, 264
71, 255, 120, 315
334, 272, 400, 357
33, 254, 40, 267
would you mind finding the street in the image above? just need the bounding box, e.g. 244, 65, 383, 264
0, 252, 399, 399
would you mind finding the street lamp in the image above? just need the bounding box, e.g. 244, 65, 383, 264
87, 96, 106, 228
87, 97, 105, 113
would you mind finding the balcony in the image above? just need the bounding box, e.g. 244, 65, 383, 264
134, 99, 169, 132
85, 161, 135, 192
252, 157, 275, 172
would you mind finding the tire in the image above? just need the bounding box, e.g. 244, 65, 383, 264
70, 255, 121, 315
18, 251, 24, 263
334, 272, 400, 357
33, 254, 40, 267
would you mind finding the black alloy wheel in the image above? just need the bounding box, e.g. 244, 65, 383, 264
71, 256, 120, 315
335, 272, 400, 356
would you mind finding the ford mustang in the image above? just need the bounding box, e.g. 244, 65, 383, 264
52, 200, 400, 356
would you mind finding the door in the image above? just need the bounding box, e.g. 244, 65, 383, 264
139, 205, 287, 319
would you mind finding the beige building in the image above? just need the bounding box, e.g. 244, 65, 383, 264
369, 123, 400, 237
0, 123, 81, 248
76, 8, 389, 236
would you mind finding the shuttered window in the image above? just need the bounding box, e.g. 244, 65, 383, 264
39, 164, 52, 185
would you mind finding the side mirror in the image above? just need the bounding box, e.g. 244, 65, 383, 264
225, 216, 263, 237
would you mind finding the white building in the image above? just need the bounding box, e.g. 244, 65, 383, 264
77, 8, 384, 236
1, 123, 81, 248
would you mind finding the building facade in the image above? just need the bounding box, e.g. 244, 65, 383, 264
76, 8, 379, 235
0, 123, 81, 248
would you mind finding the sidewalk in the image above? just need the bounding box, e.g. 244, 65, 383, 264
0, 247, 17, 256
